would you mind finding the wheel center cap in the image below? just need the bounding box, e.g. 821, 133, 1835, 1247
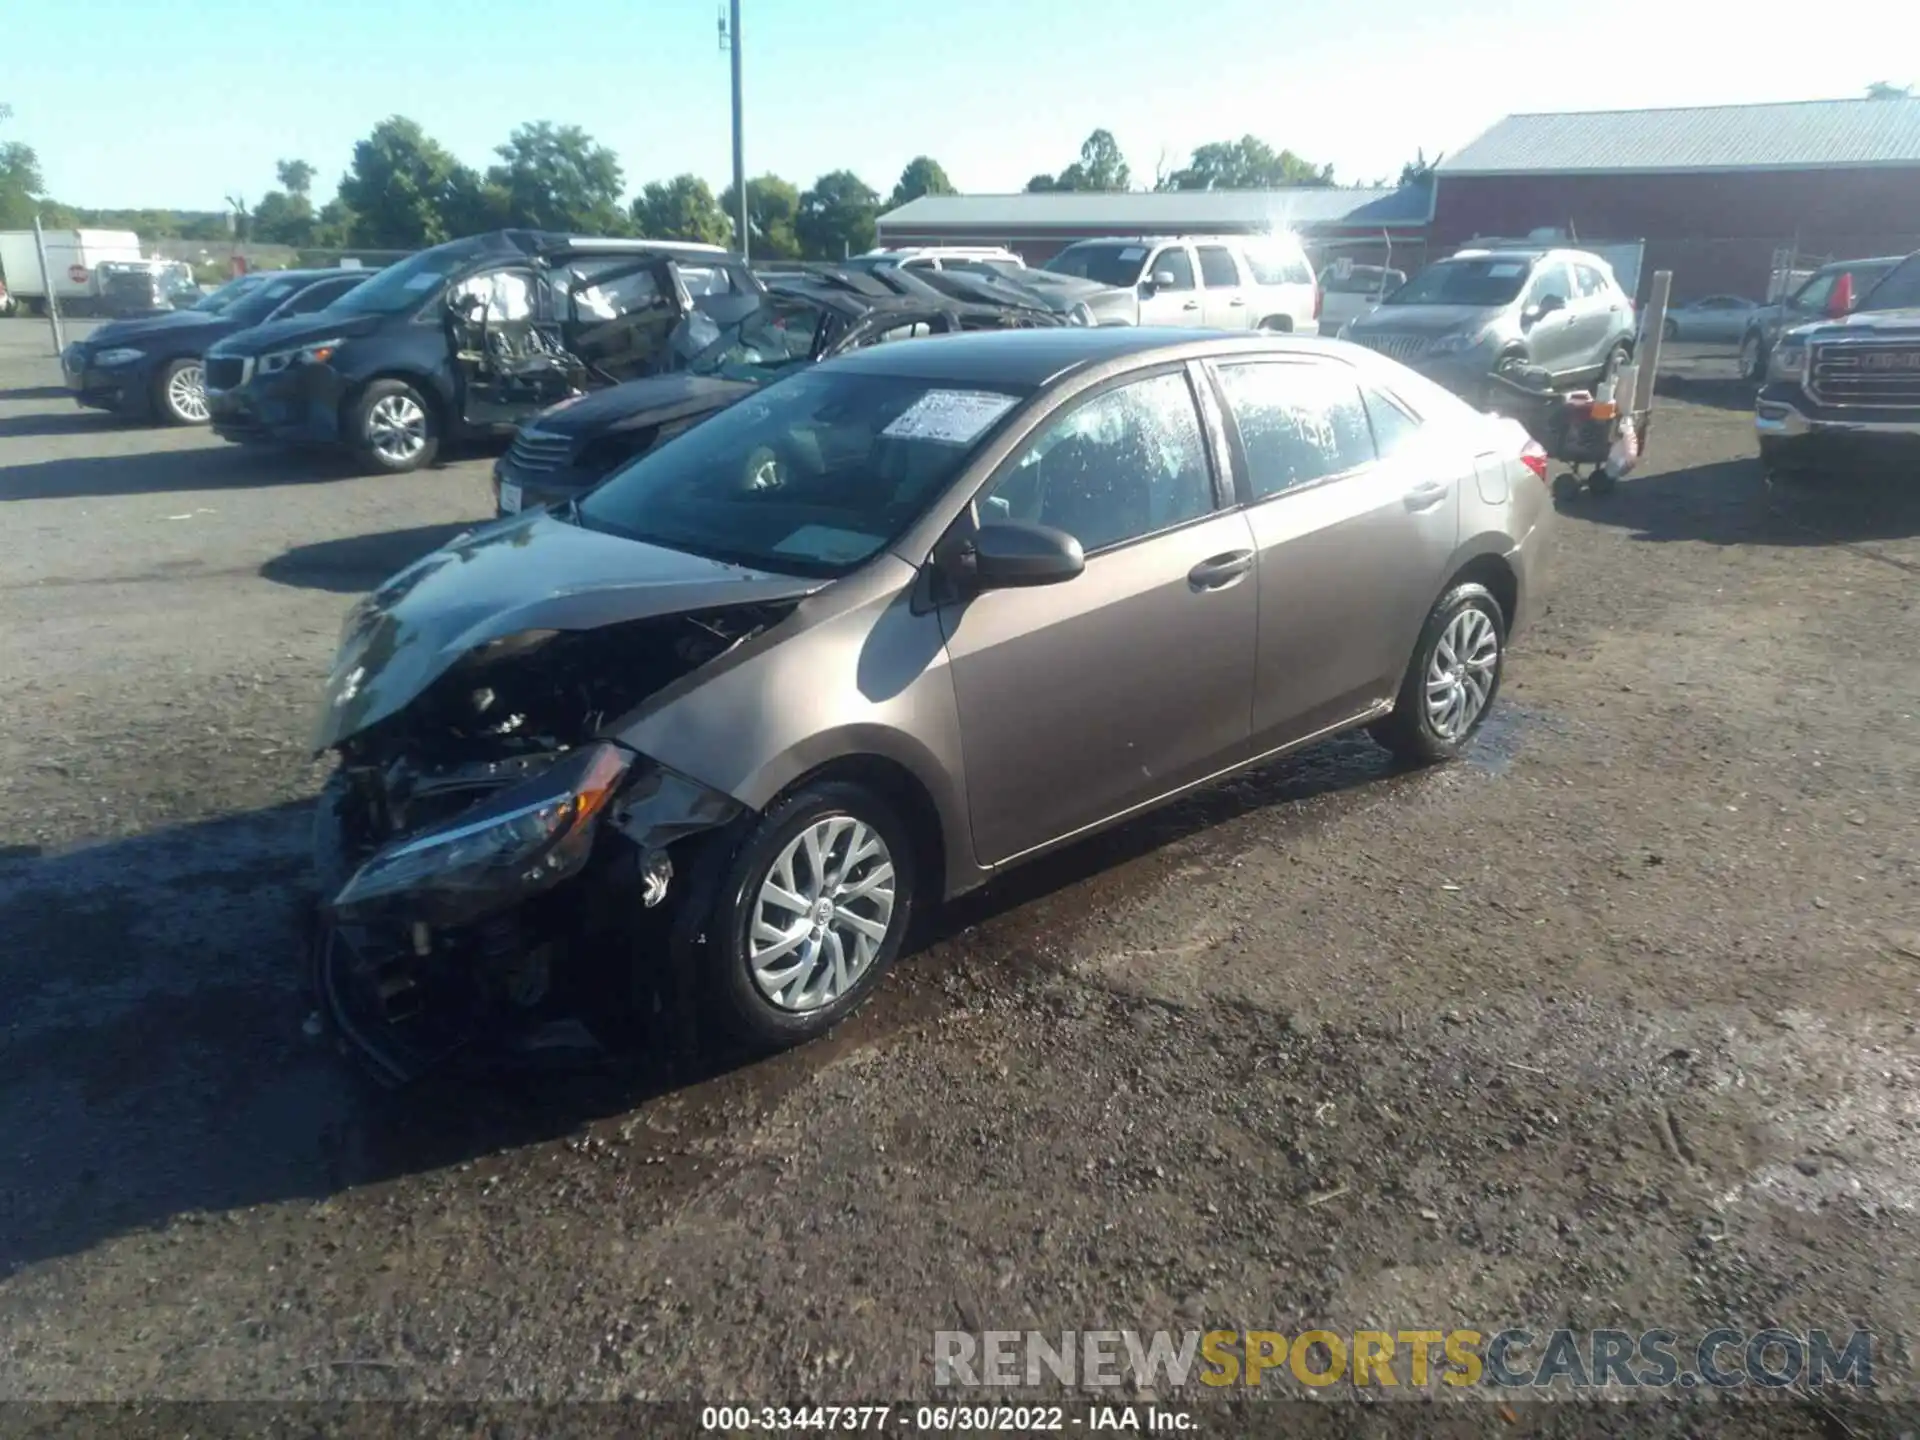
812, 899, 834, 926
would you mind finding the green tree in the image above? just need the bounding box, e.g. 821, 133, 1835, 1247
485, 121, 628, 234
1023, 172, 1057, 193
252, 190, 312, 245
797, 170, 881, 259
1054, 129, 1131, 191
719, 173, 801, 257
276, 158, 317, 197
1397, 148, 1441, 188
1161, 135, 1333, 190
1866, 81, 1913, 99
311, 198, 357, 249
338, 116, 480, 248
0, 103, 47, 229
888, 155, 955, 210
631, 174, 732, 246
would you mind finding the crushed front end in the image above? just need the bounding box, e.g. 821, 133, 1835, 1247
309, 606, 791, 1084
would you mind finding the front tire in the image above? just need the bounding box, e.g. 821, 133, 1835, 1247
348, 379, 439, 474
155, 357, 209, 425
707, 781, 917, 1050
1662, 318, 1679, 343
1739, 332, 1766, 382
1370, 582, 1506, 765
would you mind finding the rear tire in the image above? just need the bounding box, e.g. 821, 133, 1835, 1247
705, 780, 918, 1051
1662, 318, 1679, 342
1370, 582, 1506, 765
348, 379, 439, 475
1600, 342, 1631, 390
1259, 316, 1292, 333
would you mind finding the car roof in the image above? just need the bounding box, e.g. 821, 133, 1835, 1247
1816, 255, 1904, 273
822, 325, 1324, 387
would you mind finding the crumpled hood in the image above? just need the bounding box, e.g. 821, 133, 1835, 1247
1349, 304, 1501, 337
314, 509, 825, 753
79, 309, 230, 351
214, 310, 385, 358
527, 373, 757, 439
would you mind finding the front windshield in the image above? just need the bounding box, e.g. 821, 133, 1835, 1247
189, 273, 267, 314
225, 274, 310, 326
1857, 256, 1920, 313
686, 295, 827, 383
324, 244, 471, 316
1384, 258, 1533, 307
1042, 243, 1148, 288
576, 369, 1031, 578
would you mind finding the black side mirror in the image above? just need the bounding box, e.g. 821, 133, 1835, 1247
972, 520, 1085, 590
1534, 293, 1566, 318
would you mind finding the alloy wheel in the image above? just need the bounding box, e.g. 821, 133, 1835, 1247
1424, 607, 1499, 741
167, 362, 209, 423
1740, 335, 1763, 380
748, 815, 896, 1013
367, 394, 428, 465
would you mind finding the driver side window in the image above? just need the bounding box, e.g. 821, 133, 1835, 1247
1148, 248, 1196, 291
1793, 273, 1836, 312
1529, 263, 1573, 308
976, 371, 1214, 554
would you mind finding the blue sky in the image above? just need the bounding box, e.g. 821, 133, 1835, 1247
10, 0, 1914, 211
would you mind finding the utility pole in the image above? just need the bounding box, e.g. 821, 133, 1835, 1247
720, 0, 748, 261
31, 215, 64, 356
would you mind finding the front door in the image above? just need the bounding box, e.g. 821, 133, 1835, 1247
1207, 357, 1461, 750
1521, 261, 1580, 380
939, 366, 1257, 866
1196, 244, 1250, 328
452, 266, 578, 430
1137, 245, 1204, 327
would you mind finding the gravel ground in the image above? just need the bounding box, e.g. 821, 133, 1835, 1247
1, 319, 1916, 1426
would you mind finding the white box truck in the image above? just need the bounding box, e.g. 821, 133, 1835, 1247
0, 229, 145, 315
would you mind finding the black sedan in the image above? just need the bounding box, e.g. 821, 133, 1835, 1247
493, 266, 1071, 517
60, 269, 370, 425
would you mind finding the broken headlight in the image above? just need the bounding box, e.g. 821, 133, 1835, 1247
259, 338, 343, 376
331, 741, 633, 924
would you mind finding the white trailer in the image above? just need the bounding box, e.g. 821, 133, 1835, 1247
0, 229, 145, 314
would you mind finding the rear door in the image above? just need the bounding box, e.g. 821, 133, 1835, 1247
1196, 244, 1250, 329
267, 275, 363, 323
1570, 262, 1624, 371
1138, 245, 1203, 326
1522, 261, 1580, 378
1207, 357, 1461, 751
557, 257, 681, 384
451, 265, 573, 430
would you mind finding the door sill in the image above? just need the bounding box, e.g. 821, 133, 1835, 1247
983, 700, 1393, 873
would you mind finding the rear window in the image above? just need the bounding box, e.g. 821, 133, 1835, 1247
1042, 242, 1150, 288
1386, 258, 1534, 307
1242, 240, 1312, 287
1857, 256, 1920, 313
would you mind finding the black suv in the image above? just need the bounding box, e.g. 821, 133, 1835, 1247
1755, 250, 1920, 477
492, 264, 1071, 516
60, 269, 370, 426
205, 230, 762, 474
1737, 255, 1904, 381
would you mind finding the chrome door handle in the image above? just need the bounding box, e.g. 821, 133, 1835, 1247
1403, 480, 1449, 511
1229, 298, 1247, 307
1182, 300, 1200, 311
1188, 550, 1254, 590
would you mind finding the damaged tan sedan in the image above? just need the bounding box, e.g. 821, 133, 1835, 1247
312, 327, 1553, 1081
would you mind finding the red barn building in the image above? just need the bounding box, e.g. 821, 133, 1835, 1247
1433, 97, 1920, 303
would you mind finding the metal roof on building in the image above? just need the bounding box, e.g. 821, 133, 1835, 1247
1439, 97, 1920, 176
877, 186, 1433, 232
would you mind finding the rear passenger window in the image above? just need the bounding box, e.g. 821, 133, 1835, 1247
1197, 246, 1241, 288
1575, 264, 1611, 298
1216, 361, 1375, 499
1239, 241, 1312, 287
1363, 387, 1425, 458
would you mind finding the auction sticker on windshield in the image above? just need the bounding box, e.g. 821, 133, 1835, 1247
1488, 263, 1525, 277
881, 390, 1018, 446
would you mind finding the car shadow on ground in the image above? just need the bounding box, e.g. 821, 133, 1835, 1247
1567, 457, 1920, 551
0, 409, 132, 439
0, 383, 74, 402
260, 523, 487, 594
1652, 373, 1757, 414
0, 728, 1415, 1275
1, 443, 353, 502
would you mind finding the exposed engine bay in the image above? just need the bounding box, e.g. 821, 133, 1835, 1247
313, 601, 795, 1084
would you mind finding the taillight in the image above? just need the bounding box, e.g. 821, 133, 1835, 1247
1520, 440, 1550, 482
1312, 286, 1324, 321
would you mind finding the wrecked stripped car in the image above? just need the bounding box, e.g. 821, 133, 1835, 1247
492, 265, 1074, 517
312, 327, 1552, 1082
206, 230, 761, 474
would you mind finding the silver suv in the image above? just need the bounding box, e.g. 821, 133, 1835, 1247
1341, 247, 1637, 403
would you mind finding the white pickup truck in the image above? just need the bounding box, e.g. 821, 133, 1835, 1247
0, 228, 145, 315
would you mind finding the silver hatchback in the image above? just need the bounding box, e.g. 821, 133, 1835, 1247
1343, 247, 1637, 403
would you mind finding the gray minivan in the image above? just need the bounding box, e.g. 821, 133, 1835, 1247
1341, 247, 1637, 403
